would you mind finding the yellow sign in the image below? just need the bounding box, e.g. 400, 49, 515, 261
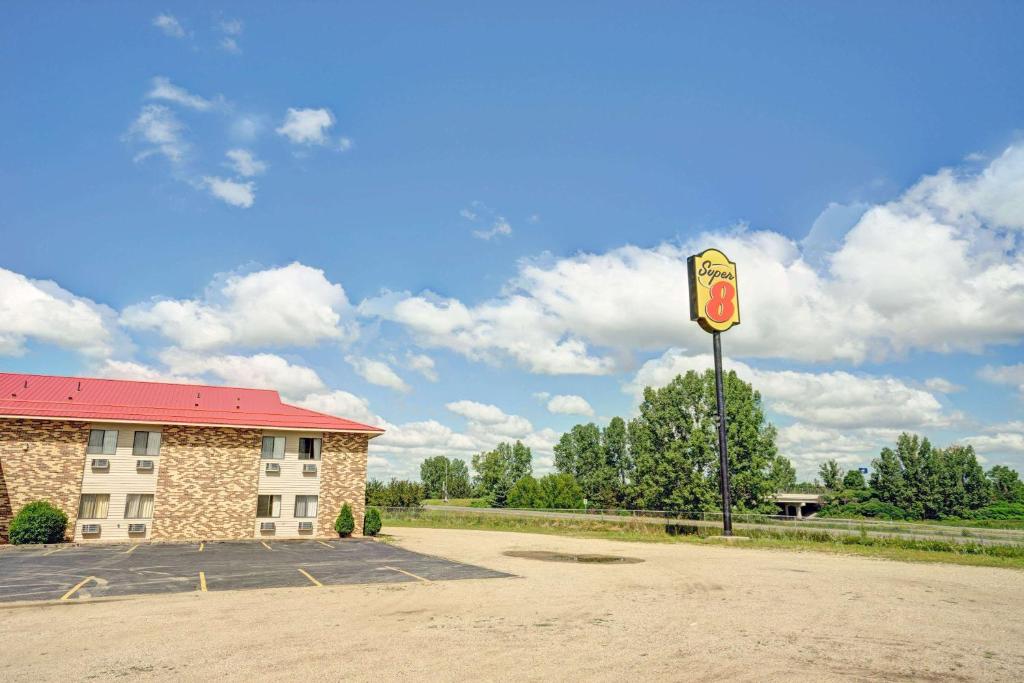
687, 248, 740, 333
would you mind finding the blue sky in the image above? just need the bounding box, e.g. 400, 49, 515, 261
2, 3, 1023, 480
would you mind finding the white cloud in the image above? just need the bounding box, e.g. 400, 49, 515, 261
202, 176, 255, 208
924, 377, 964, 394
158, 349, 325, 399
220, 37, 241, 54
445, 400, 534, 438
94, 359, 198, 384
346, 356, 410, 393
230, 115, 265, 141
219, 17, 243, 35
125, 104, 188, 164
473, 219, 512, 241
978, 364, 1024, 397
406, 353, 438, 381
361, 145, 1024, 374
152, 14, 185, 38
121, 262, 356, 350
224, 149, 267, 177
337, 137, 353, 152
546, 394, 595, 417
0, 268, 117, 358
297, 390, 383, 427
276, 108, 335, 146
146, 77, 217, 111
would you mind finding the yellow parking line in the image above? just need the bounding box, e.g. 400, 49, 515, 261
316, 541, 333, 548
260, 541, 273, 551
199, 572, 207, 592
297, 568, 322, 587
198, 542, 204, 552
123, 544, 139, 555
43, 547, 65, 556
60, 576, 95, 601
384, 565, 430, 583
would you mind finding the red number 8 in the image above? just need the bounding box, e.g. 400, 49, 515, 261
705, 281, 735, 323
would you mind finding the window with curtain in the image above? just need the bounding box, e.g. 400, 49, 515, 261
298, 437, 322, 460
124, 494, 154, 518
87, 429, 118, 455
261, 436, 286, 459
294, 495, 318, 518
256, 495, 281, 518
132, 431, 162, 456
78, 494, 110, 519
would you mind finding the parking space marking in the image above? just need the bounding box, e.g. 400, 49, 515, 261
123, 545, 139, 555
384, 565, 430, 583
297, 568, 322, 587
60, 576, 96, 601
42, 547, 65, 557
198, 543, 205, 552
260, 541, 273, 551
199, 572, 207, 592
317, 541, 333, 548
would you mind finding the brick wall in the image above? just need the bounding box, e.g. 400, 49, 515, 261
0, 419, 89, 542
152, 425, 262, 541
318, 433, 368, 537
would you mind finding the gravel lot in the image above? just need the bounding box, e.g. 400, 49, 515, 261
1, 527, 1022, 681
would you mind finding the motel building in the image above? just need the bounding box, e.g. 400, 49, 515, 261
0, 373, 383, 544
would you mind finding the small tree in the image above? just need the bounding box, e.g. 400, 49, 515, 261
334, 503, 355, 537
818, 459, 843, 490
842, 469, 866, 489
508, 475, 542, 508
363, 507, 382, 536
9, 501, 68, 545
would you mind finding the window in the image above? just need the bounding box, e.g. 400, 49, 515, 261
87, 429, 118, 455
294, 495, 318, 518
124, 494, 154, 518
256, 495, 281, 518
78, 494, 110, 519
261, 436, 285, 459
132, 431, 162, 456
298, 437, 322, 460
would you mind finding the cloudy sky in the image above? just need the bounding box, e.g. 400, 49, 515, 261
2, 4, 1023, 480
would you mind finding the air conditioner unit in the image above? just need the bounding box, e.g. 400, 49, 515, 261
265, 462, 281, 473
260, 521, 276, 532
81, 523, 101, 534
91, 458, 110, 470
298, 521, 314, 531
136, 459, 154, 471
127, 523, 146, 534
302, 463, 317, 474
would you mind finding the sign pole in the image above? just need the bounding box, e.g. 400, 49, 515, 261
712, 330, 733, 536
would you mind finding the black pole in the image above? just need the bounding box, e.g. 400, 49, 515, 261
713, 331, 733, 536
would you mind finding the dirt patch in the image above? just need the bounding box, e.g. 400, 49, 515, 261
504, 550, 643, 564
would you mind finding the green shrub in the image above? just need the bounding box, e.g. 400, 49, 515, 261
363, 507, 382, 536
819, 498, 909, 520
334, 503, 355, 537
9, 501, 68, 545
507, 475, 542, 508
960, 503, 1024, 520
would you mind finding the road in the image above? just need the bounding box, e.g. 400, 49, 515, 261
422, 505, 1024, 546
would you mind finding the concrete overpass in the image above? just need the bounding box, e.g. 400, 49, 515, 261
771, 493, 824, 518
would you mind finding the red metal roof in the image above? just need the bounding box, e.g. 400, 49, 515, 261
0, 372, 384, 434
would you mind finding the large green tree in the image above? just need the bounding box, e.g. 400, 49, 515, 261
553, 422, 623, 507
769, 455, 797, 491
471, 441, 532, 507
420, 456, 449, 499
987, 465, 1024, 504
447, 459, 472, 498
627, 369, 778, 512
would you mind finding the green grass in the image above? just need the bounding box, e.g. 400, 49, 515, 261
382, 508, 1024, 570
420, 498, 489, 507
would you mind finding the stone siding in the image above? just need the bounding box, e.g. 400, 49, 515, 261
0, 419, 89, 542
152, 426, 262, 541
318, 433, 368, 537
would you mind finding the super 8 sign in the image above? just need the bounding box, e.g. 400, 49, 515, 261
687, 248, 740, 333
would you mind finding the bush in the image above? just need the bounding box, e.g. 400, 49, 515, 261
365, 479, 424, 507
9, 501, 68, 545
818, 498, 910, 520
507, 476, 542, 508
363, 507, 382, 536
960, 503, 1024, 520
334, 503, 355, 537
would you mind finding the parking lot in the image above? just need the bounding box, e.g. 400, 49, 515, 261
0, 538, 510, 603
